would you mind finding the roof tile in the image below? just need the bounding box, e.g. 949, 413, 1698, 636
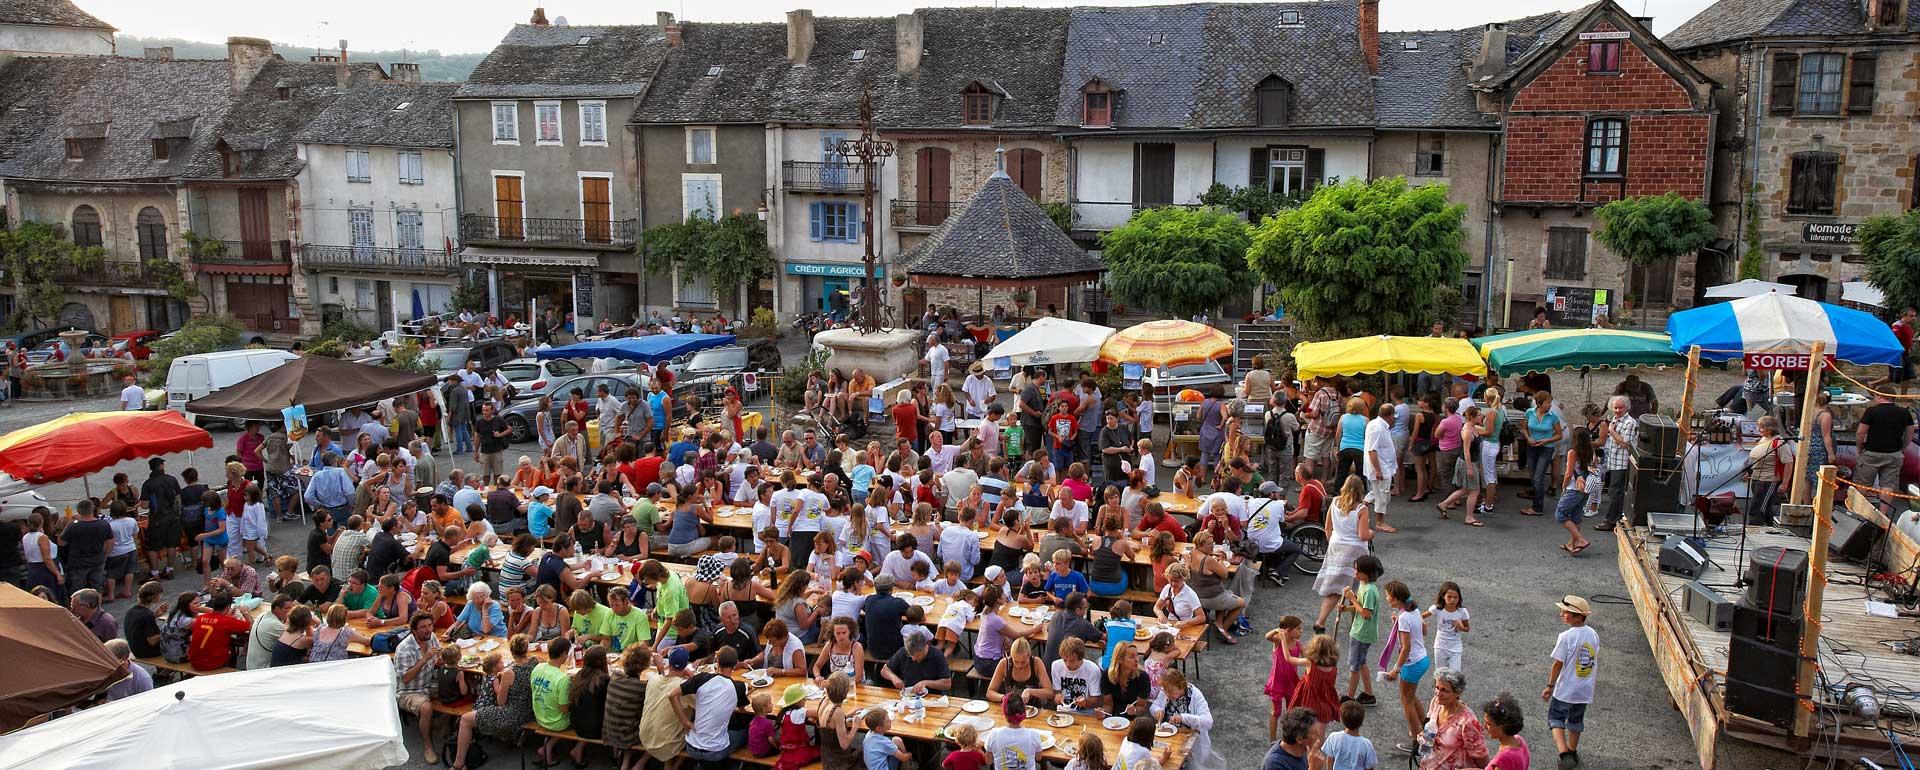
456, 24, 670, 99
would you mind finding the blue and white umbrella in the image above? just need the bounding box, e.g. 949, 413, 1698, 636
1666, 291, 1902, 366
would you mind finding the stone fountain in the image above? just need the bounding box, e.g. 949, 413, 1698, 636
19, 329, 127, 400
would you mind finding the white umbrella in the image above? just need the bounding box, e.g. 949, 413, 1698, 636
1703, 278, 1794, 298
982, 317, 1115, 366
1843, 281, 1886, 308
0, 657, 407, 770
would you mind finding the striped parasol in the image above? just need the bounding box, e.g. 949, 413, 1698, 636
0, 410, 213, 485
1471, 328, 1686, 376
1098, 319, 1234, 368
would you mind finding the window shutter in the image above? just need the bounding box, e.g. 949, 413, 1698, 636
1814, 155, 1837, 214
1848, 53, 1876, 113
846, 204, 861, 243
1249, 147, 1267, 191
809, 202, 824, 241
1306, 148, 1325, 189
1770, 53, 1799, 114
1788, 154, 1810, 213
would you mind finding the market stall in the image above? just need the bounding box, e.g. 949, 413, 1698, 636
0, 410, 212, 486
1098, 319, 1234, 369
981, 316, 1114, 367
534, 332, 735, 364
1701, 279, 1794, 299
1291, 334, 1486, 379
1472, 328, 1685, 376
0, 583, 125, 732
184, 354, 439, 422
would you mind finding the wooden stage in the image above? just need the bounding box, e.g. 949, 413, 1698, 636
1617, 486, 1920, 769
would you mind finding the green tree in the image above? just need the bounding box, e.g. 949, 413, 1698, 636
1247, 177, 1469, 338
1593, 192, 1717, 267
642, 213, 773, 311
0, 221, 105, 325
1197, 182, 1304, 221
143, 314, 243, 385
1859, 209, 1920, 315
1099, 206, 1252, 319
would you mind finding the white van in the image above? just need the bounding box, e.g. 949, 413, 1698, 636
167, 349, 300, 425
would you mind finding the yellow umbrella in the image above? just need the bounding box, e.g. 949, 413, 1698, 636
1292, 335, 1487, 379
1098, 319, 1234, 368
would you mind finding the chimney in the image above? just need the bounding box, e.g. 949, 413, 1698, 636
530, 7, 549, 26
1358, 0, 1379, 75
390, 62, 420, 83
895, 11, 924, 74
787, 9, 815, 66
226, 36, 274, 95
336, 39, 350, 91
143, 47, 173, 60
659, 12, 684, 47
1472, 23, 1509, 80
657, 12, 675, 27
1632, 16, 1654, 29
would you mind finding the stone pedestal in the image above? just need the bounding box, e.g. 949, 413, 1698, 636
58, 329, 90, 377
813, 328, 922, 383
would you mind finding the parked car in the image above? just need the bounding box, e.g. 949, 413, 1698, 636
418, 338, 519, 377
109, 329, 163, 360
1, 326, 74, 356
23, 331, 107, 364
168, 349, 301, 427
499, 372, 650, 443
497, 357, 585, 402
663, 340, 782, 396
1142, 358, 1233, 412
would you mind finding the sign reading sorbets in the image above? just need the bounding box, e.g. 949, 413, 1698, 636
1803, 222, 1860, 244
1743, 351, 1836, 370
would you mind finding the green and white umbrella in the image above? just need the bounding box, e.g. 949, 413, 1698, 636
1471, 328, 1686, 376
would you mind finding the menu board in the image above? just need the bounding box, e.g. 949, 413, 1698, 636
1544, 286, 1610, 327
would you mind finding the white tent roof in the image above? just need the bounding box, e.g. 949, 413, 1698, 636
1843, 281, 1886, 308
982, 317, 1115, 366
1703, 278, 1795, 298
0, 657, 407, 770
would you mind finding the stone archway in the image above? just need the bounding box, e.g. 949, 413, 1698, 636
57, 302, 96, 330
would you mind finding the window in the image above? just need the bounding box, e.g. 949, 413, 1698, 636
1910, 155, 1919, 211
1267, 148, 1308, 194
1586, 41, 1621, 74
963, 84, 993, 126
136, 207, 167, 261
534, 102, 562, 145
686, 127, 715, 165
1415, 133, 1445, 176
682, 173, 721, 221
491, 102, 518, 143
1584, 118, 1625, 177
809, 201, 860, 243
152, 138, 171, 160
1796, 53, 1844, 115
397, 150, 424, 185
70, 205, 102, 248
396, 210, 424, 251
345, 147, 371, 182
1546, 227, 1588, 280
1848, 53, 1877, 113
1255, 75, 1291, 127
579, 101, 607, 145
1279, 10, 1300, 24
1081, 82, 1112, 128
349, 209, 375, 258
1788, 151, 1839, 215
65, 139, 84, 161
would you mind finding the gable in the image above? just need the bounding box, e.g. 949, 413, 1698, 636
1508, 17, 1701, 112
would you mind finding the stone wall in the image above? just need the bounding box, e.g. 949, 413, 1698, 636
893, 136, 1066, 204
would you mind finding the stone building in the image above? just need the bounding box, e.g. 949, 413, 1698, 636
1667, 0, 1920, 302
0, 0, 113, 65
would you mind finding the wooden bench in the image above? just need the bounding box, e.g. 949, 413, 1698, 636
136, 655, 234, 683
521, 722, 608, 770
733, 746, 821, 770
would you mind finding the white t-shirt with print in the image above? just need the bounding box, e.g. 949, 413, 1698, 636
1050, 658, 1104, 710
1430, 605, 1470, 654
1552, 624, 1600, 704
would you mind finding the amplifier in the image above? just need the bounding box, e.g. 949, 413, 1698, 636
1731, 600, 1805, 652
1829, 508, 1883, 562
1630, 467, 1685, 527
1682, 580, 1734, 631
1745, 546, 1808, 617
1632, 446, 1685, 472
1637, 413, 1682, 459
1658, 535, 1709, 578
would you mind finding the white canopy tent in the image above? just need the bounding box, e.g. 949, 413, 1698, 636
0, 657, 407, 770
1703, 278, 1795, 298
1843, 280, 1887, 308
981, 317, 1115, 366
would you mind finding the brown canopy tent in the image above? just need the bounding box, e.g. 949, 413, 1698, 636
0, 583, 124, 731
185, 354, 438, 420
902, 162, 1105, 315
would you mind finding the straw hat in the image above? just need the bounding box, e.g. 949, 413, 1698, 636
1556, 595, 1591, 616
778, 683, 809, 710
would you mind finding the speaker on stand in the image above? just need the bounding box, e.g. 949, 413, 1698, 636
1723, 547, 1810, 729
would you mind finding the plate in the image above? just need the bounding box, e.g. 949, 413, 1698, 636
1022, 615, 1040, 625
961, 700, 990, 713
895, 592, 914, 600
1037, 732, 1056, 750
746, 668, 768, 680
1103, 717, 1129, 730
599, 571, 621, 581
748, 677, 774, 689
911, 596, 936, 607
1155, 724, 1178, 738
1061, 741, 1079, 756
1025, 706, 1040, 720
476, 640, 499, 651
1047, 713, 1074, 728
1134, 626, 1151, 641
455, 638, 477, 648
716, 509, 736, 517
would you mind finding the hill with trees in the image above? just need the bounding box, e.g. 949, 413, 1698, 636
114, 35, 482, 82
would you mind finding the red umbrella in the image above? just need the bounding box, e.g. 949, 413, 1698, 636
0, 410, 213, 485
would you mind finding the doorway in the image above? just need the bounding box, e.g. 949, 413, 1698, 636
1780, 273, 1831, 302
109, 295, 135, 334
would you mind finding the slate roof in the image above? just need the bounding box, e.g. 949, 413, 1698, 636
1665, 0, 1914, 51
903, 172, 1103, 280
0, 0, 112, 30
879, 7, 1070, 130
1375, 29, 1497, 129
179, 58, 387, 180
294, 80, 457, 148
633, 17, 898, 125
1472, 4, 1593, 88
0, 56, 233, 182
456, 24, 670, 99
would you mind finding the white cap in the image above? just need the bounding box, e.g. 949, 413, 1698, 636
983, 565, 1005, 582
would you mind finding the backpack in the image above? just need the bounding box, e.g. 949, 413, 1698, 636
369, 628, 407, 654
1263, 410, 1292, 454
160, 612, 193, 663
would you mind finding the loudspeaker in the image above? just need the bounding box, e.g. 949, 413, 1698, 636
1637, 413, 1682, 458
1630, 466, 1684, 526
1683, 580, 1734, 631
1659, 535, 1709, 578
1829, 508, 1883, 561
1633, 446, 1685, 472
1744, 546, 1809, 617
1723, 679, 1798, 729
1726, 633, 1801, 691
1730, 601, 1805, 652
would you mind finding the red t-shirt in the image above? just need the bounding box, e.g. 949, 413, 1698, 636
188, 611, 252, 671
943, 749, 989, 770
625, 456, 665, 490
893, 403, 921, 441
1047, 414, 1076, 448
1051, 388, 1080, 415
1296, 480, 1327, 521
1895, 319, 1915, 350
1140, 511, 1188, 542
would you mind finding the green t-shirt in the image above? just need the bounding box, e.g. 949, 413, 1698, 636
598, 606, 652, 652
529, 662, 572, 731
654, 573, 689, 630
572, 603, 613, 638
629, 499, 661, 532
1350, 581, 1384, 644
341, 583, 379, 612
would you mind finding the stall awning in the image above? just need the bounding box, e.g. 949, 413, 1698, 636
1293, 335, 1487, 379
459, 246, 599, 268
1472, 328, 1685, 376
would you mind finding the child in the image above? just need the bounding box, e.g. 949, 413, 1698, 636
1062, 733, 1108, 770
193, 490, 229, 581
940, 723, 988, 770
1545, 596, 1598, 770
1097, 600, 1137, 670
935, 588, 977, 657
1483, 691, 1530, 770
1041, 549, 1090, 605
1290, 633, 1342, 724
434, 645, 470, 705
1426, 582, 1470, 673
240, 487, 269, 564
908, 559, 935, 592
862, 708, 910, 770
1317, 701, 1378, 770
901, 605, 933, 647
1338, 555, 1383, 705
1264, 615, 1306, 741
931, 561, 967, 597
774, 684, 821, 770
1381, 580, 1429, 753
747, 691, 778, 757
1016, 560, 1049, 604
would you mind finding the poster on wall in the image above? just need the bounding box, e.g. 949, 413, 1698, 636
1543, 286, 1609, 327
573, 273, 594, 320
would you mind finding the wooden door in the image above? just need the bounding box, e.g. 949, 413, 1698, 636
581, 177, 612, 242
1629, 259, 1675, 307
494, 175, 525, 239
109, 296, 134, 334
914, 147, 951, 225
237, 188, 270, 259
1133, 143, 1175, 206
1007, 148, 1043, 200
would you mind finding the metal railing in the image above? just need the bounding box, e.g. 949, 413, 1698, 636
55, 260, 158, 286
300, 244, 460, 274
190, 239, 291, 262
782, 161, 867, 193
889, 199, 960, 228
459, 214, 636, 248
233, 314, 299, 334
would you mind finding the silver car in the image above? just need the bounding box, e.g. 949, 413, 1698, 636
498, 371, 653, 443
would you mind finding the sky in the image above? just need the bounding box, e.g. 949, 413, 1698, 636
89, 0, 1723, 53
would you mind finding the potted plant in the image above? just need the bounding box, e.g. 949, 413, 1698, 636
1011, 289, 1031, 317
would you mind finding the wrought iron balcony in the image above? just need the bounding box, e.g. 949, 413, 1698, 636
300, 244, 460, 274
54, 260, 161, 287
889, 200, 960, 229
190, 239, 291, 262
459, 214, 635, 249
782, 161, 867, 194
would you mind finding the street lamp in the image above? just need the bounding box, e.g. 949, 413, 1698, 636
831, 84, 894, 334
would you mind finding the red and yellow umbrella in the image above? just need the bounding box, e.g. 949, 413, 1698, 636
0, 410, 213, 485
1098, 319, 1235, 368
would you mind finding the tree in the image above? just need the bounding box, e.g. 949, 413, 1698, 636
143, 314, 242, 385
1859, 209, 1920, 315
0, 221, 104, 325
641, 213, 774, 311
1593, 192, 1717, 266
1738, 185, 1766, 280
1197, 182, 1304, 221
1247, 177, 1469, 338
1099, 206, 1252, 319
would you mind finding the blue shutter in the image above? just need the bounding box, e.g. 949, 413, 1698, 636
809, 202, 824, 241
845, 203, 861, 243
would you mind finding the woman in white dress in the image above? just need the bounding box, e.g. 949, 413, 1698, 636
1312, 476, 1374, 634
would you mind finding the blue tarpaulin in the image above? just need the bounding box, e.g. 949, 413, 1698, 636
534, 333, 736, 364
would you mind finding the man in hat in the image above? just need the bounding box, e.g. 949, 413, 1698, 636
1545, 595, 1599, 770
1242, 480, 1303, 589
862, 573, 910, 667
963, 361, 998, 419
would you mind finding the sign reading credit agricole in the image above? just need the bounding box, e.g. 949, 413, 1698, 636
1803, 222, 1860, 244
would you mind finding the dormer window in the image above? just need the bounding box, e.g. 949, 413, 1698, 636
963, 83, 993, 126
1256, 75, 1291, 127
65, 139, 85, 161
1279, 10, 1301, 25
152, 138, 171, 160
276, 86, 291, 100
850, 49, 866, 61
706, 66, 723, 77
219, 144, 242, 177
1081, 80, 1112, 128
1403, 39, 1420, 50
576, 35, 592, 45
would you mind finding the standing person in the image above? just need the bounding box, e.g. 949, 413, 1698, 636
260, 422, 298, 522
1543, 596, 1599, 770
442, 375, 473, 455
1302, 379, 1341, 484
140, 457, 183, 580
1744, 417, 1786, 525
1018, 368, 1050, 454
60, 500, 113, 595
1363, 403, 1399, 534
1856, 391, 1915, 515
1333, 397, 1368, 491
1407, 394, 1436, 502
1555, 429, 1596, 555
472, 402, 512, 483
416, 389, 441, 452
1594, 396, 1637, 532
1417, 668, 1489, 770
1520, 391, 1564, 517
1474, 386, 1506, 516
236, 421, 266, 485
1311, 478, 1373, 635
1428, 582, 1471, 673
118, 374, 144, 410
1196, 386, 1226, 483
1382, 580, 1430, 754
963, 362, 997, 419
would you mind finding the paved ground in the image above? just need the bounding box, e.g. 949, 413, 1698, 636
9, 361, 1799, 770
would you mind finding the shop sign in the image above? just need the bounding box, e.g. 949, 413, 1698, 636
1743, 351, 1834, 370
785, 261, 885, 278
573, 273, 594, 318
1803, 222, 1859, 244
